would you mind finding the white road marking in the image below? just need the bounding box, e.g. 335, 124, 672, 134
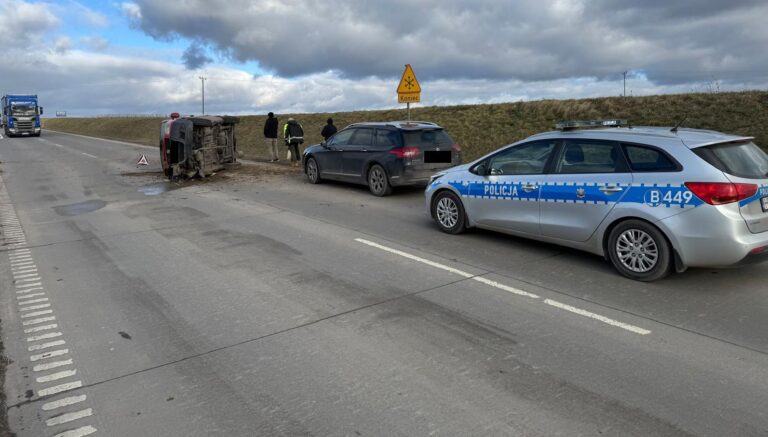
355, 238, 474, 278
46, 408, 92, 426
16, 277, 42, 283
80, 152, 98, 159
355, 238, 651, 336
18, 297, 49, 304
34, 359, 74, 372
37, 369, 77, 384
473, 276, 540, 299
544, 299, 652, 336
12, 268, 38, 274
27, 331, 62, 342
16, 281, 42, 288
25, 324, 59, 334
20, 303, 52, 312
54, 425, 98, 437
42, 394, 86, 411
28, 340, 66, 351
14, 272, 41, 279
30, 349, 69, 361
23, 316, 57, 326
37, 380, 82, 396
21, 309, 54, 318
18, 293, 47, 300
12, 264, 37, 271
10, 255, 32, 262
17, 287, 45, 294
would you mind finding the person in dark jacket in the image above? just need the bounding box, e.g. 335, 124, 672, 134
320, 118, 337, 141
263, 112, 279, 162
283, 117, 304, 167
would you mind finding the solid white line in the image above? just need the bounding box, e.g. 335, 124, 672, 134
18, 293, 47, 300
20, 303, 52, 312
472, 276, 540, 299
30, 349, 69, 361
544, 299, 652, 335
80, 152, 98, 159
21, 309, 54, 318
18, 297, 49, 305
34, 359, 73, 372
42, 394, 86, 411
354, 238, 474, 278
27, 331, 62, 342
53, 425, 97, 437
37, 369, 77, 384
24, 324, 58, 334
22, 316, 57, 326
28, 340, 66, 351
37, 380, 82, 397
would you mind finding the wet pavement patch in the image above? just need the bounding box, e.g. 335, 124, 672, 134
53, 199, 106, 217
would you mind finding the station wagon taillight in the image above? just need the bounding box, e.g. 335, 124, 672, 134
452, 143, 461, 153
684, 182, 757, 205
390, 147, 420, 159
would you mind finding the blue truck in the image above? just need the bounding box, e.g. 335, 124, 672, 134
2, 94, 43, 137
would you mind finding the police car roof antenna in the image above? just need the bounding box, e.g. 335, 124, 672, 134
670, 117, 687, 133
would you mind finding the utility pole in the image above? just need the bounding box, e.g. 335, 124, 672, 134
198, 75, 207, 115
622, 71, 627, 97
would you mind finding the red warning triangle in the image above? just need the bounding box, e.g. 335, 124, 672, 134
136, 154, 149, 166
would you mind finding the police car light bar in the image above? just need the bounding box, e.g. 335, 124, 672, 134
555, 119, 628, 130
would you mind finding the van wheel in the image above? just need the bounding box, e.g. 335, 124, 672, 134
306, 157, 321, 184
432, 191, 466, 234
367, 164, 391, 196
607, 220, 672, 281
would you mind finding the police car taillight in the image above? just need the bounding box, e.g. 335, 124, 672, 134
390, 147, 420, 159
684, 182, 757, 205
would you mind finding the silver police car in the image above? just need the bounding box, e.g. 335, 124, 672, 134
426, 120, 768, 281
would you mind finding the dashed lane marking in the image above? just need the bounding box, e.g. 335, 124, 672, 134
37, 381, 83, 397
42, 395, 87, 411
80, 152, 98, 159
45, 407, 92, 426
1, 173, 98, 434
354, 237, 651, 336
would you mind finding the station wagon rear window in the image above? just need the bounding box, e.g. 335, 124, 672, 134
694, 142, 768, 179
403, 129, 454, 150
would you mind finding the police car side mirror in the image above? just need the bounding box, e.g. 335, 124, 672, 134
473, 163, 488, 176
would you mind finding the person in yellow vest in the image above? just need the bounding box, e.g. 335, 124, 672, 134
283, 117, 304, 167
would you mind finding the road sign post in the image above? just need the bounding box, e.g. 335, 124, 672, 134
397, 64, 421, 121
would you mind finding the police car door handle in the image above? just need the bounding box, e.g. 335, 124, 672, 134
599, 185, 623, 194
523, 184, 538, 192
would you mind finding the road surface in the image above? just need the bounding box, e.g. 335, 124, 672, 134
1, 131, 767, 436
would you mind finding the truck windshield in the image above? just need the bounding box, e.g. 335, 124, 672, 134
11, 104, 37, 115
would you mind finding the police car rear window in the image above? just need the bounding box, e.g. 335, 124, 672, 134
623, 144, 678, 172
694, 142, 768, 179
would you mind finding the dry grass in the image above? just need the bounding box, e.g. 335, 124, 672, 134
44, 91, 768, 162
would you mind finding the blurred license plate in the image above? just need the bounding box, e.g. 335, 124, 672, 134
762, 196, 768, 212
424, 151, 452, 163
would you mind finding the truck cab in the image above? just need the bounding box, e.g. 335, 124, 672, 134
2, 94, 43, 137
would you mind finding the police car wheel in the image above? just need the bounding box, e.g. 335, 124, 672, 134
607, 220, 672, 281
306, 157, 321, 184
368, 164, 392, 197
432, 191, 466, 234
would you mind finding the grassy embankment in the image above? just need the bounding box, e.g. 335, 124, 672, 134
44, 91, 768, 162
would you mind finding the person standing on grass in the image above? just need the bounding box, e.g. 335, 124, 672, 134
283, 117, 304, 167
263, 112, 279, 162
321, 118, 337, 141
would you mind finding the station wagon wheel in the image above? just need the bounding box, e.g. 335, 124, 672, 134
432, 191, 466, 234
367, 164, 392, 196
607, 220, 672, 282
306, 157, 321, 184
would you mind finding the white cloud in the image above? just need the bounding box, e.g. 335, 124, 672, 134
54, 36, 72, 54
80, 35, 110, 51
120, 2, 141, 20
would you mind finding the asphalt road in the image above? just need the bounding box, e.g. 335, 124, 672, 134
1, 130, 768, 436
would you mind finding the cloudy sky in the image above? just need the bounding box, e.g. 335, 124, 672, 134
1, 0, 766, 116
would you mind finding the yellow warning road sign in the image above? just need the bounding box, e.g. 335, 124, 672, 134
397, 64, 421, 103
